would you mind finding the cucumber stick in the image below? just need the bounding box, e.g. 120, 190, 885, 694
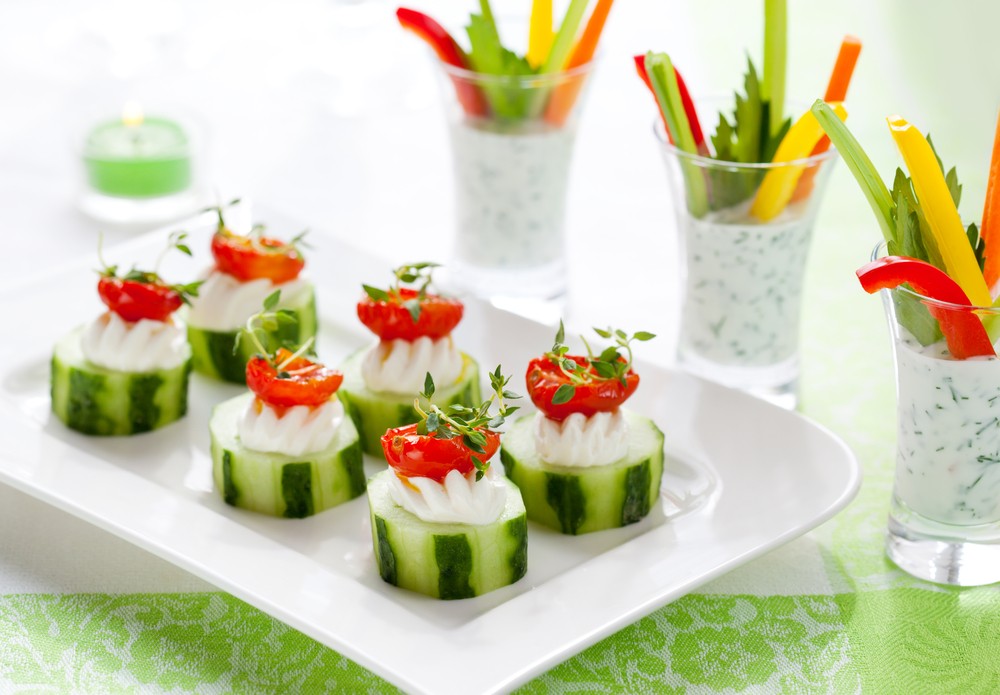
209, 393, 365, 518
500, 411, 665, 535
337, 349, 481, 457
187, 287, 318, 384
367, 469, 527, 599
51, 327, 191, 436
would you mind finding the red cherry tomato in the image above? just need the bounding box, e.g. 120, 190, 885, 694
526, 355, 640, 421
381, 423, 500, 483
357, 288, 463, 341
211, 231, 305, 284
97, 277, 183, 323
245, 348, 343, 408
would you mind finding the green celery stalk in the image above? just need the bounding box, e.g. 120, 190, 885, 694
647, 52, 709, 217
541, 0, 590, 74
811, 100, 896, 244
762, 0, 786, 136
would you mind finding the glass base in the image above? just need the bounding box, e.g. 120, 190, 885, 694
79, 188, 205, 226
444, 257, 566, 301
677, 348, 798, 410
886, 509, 1000, 586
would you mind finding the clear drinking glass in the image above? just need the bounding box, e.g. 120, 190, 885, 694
657, 117, 837, 408
875, 243, 1000, 586
437, 61, 595, 300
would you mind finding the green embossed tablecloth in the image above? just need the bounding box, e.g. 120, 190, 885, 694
3, 200, 1000, 694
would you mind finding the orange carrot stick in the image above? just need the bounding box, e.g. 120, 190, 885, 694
791, 35, 862, 202
543, 0, 614, 126
981, 111, 1000, 289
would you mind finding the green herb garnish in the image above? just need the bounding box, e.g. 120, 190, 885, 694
362, 262, 440, 323
413, 366, 521, 481
544, 322, 655, 404
96, 230, 203, 305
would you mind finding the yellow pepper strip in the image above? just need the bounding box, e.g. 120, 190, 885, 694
888, 115, 993, 307
527, 0, 553, 69
750, 102, 847, 221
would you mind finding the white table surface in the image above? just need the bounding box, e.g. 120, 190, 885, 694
1, 0, 997, 645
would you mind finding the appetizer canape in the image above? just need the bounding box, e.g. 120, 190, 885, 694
500, 324, 664, 534
51, 234, 198, 436
187, 201, 317, 383
338, 263, 481, 456
816, 103, 1000, 526
209, 293, 363, 518
368, 369, 527, 599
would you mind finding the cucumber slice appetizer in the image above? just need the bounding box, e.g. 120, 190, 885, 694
337, 349, 481, 457
500, 411, 665, 535
209, 392, 365, 518
187, 287, 318, 384
51, 327, 191, 436
367, 469, 527, 599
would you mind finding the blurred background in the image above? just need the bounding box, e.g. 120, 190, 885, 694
2, 0, 999, 328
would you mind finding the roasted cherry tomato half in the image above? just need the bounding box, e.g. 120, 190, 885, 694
381, 422, 500, 483
211, 231, 305, 284
357, 288, 463, 341
526, 355, 640, 421
246, 348, 343, 408
97, 277, 183, 323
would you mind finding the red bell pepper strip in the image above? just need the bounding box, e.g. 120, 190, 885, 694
634, 54, 706, 154
857, 256, 996, 359
396, 8, 488, 117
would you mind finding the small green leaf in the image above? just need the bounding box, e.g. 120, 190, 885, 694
362, 284, 390, 302
593, 327, 612, 339
634, 331, 656, 341
263, 290, 281, 312
422, 372, 435, 399
403, 298, 421, 323
554, 321, 566, 346
551, 384, 576, 405
502, 390, 521, 400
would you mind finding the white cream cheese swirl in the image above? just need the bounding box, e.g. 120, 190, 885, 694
187, 270, 309, 332
534, 411, 629, 467
237, 398, 344, 456
388, 464, 507, 525
361, 336, 463, 394
81, 312, 190, 372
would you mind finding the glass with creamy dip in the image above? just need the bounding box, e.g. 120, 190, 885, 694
436, 62, 595, 300
657, 121, 837, 408
875, 246, 1000, 586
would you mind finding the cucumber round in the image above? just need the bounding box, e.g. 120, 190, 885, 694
367, 469, 527, 599
337, 348, 481, 457
187, 286, 318, 384
500, 411, 665, 535
51, 327, 191, 436
209, 392, 365, 518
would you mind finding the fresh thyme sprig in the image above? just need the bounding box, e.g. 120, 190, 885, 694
546, 322, 656, 405
203, 198, 311, 253
96, 231, 203, 305
412, 366, 521, 481
362, 262, 441, 322
234, 290, 312, 370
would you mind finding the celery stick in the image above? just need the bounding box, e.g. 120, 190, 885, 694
811, 100, 896, 244
540, 0, 590, 74
763, 0, 787, 135
647, 52, 708, 217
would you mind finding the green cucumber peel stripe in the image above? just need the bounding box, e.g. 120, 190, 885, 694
540, 0, 590, 74
811, 100, 896, 244
647, 52, 709, 217
762, 0, 787, 135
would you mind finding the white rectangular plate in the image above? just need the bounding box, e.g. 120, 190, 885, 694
0, 212, 860, 695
